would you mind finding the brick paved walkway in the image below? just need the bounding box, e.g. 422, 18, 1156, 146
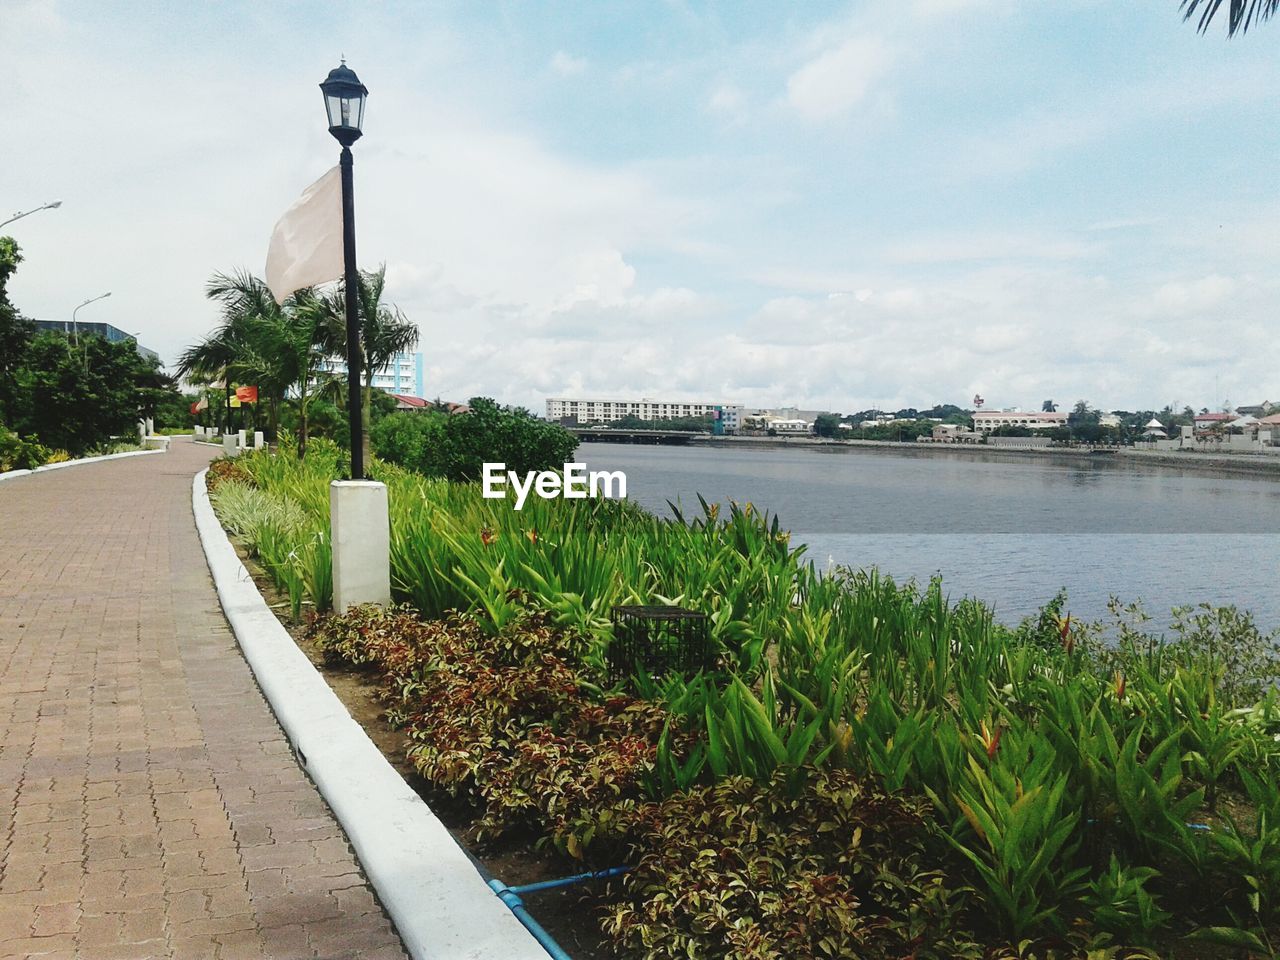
0, 442, 408, 960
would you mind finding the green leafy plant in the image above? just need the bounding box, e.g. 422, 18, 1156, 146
224, 444, 1280, 955
600, 769, 984, 960
937, 727, 1088, 940
0, 423, 52, 471
1084, 855, 1171, 946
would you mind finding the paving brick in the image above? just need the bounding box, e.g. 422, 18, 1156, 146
0, 933, 77, 958
0, 445, 409, 958
31, 903, 79, 936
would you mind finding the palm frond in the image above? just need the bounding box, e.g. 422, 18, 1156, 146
1182, 0, 1279, 35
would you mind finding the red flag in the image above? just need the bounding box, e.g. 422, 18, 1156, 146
235, 386, 259, 403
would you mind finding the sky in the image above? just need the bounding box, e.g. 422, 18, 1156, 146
4, 0, 1278, 415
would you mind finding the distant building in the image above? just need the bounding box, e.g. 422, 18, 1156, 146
1098, 413, 1122, 429
972, 410, 1067, 433
546, 397, 743, 432
1259, 413, 1280, 445
767, 418, 811, 434
391, 394, 430, 412
1235, 401, 1275, 418
34, 319, 159, 362
742, 414, 811, 435
747, 407, 829, 423
320, 351, 424, 397
922, 423, 980, 443
1193, 412, 1235, 434
392, 394, 469, 415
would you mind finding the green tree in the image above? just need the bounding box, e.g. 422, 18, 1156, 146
320, 265, 418, 466
813, 413, 843, 438
371, 398, 578, 482
1182, 0, 1277, 34
153, 389, 200, 431
920, 403, 970, 422
11, 333, 157, 455
612, 414, 714, 432
179, 271, 335, 457
0, 237, 35, 424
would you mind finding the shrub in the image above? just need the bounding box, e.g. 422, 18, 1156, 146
599, 769, 984, 960
371, 397, 578, 482
237, 447, 1280, 955
1167, 603, 1280, 706
208, 479, 306, 550
309, 605, 668, 849
0, 423, 52, 471
206, 457, 253, 491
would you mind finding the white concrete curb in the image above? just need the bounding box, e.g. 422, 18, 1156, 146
191, 470, 547, 960
0, 446, 167, 484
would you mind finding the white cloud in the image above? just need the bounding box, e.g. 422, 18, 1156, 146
549, 51, 587, 76
5, 3, 1278, 418
884, 231, 1098, 265
911, 0, 1014, 19
1147, 275, 1236, 316
707, 82, 747, 122
786, 36, 895, 121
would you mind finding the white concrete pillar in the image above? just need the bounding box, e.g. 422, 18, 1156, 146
138, 421, 147, 445
238, 429, 247, 449
330, 480, 391, 613
145, 417, 154, 436
193, 425, 203, 439
222, 434, 238, 458
253, 431, 264, 449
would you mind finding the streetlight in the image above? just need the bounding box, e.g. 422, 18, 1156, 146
72, 291, 111, 348
320, 59, 369, 480
1, 200, 63, 229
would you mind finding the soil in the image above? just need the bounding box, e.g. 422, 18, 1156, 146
227, 540, 619, 960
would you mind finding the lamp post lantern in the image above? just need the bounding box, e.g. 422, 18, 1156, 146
320, 60, 369, 479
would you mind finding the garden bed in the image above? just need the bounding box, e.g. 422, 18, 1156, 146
221, 516, 618, 960
205, 446, 1280, 960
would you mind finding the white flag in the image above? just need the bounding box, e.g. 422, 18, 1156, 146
265, 166, 343, 304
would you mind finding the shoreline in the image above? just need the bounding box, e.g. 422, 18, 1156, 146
627, 434, 1280, 479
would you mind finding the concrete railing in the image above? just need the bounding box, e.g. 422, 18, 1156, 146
191, 470, 545, 960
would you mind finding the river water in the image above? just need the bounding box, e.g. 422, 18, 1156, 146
578, 441, 1280, 631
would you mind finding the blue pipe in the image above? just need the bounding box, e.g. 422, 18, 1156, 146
509, 866, 632, 896
488, 879, 573, 960
1086, 818, 1213, 832
489, 866, 631, 960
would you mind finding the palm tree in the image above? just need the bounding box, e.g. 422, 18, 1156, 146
1182, 0, 1278, 35
320, 265, 418, 464
179, 271, 335, 458
175, 310, 252, 435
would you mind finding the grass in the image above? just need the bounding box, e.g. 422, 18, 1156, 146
214, 446, 1280, 956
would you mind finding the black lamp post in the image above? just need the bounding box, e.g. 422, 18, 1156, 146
320, 60, 369, 480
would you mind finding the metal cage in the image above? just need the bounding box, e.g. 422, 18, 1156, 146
607, 605, 712, 686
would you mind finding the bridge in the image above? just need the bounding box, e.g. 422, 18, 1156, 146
568, 427, 700, 445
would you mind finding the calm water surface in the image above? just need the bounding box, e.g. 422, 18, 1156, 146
578, 442, 1280, 631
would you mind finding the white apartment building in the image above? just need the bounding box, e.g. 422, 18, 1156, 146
546, 397, 743, 432
319, 351, 425, 398
972, 410, 1068, 433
